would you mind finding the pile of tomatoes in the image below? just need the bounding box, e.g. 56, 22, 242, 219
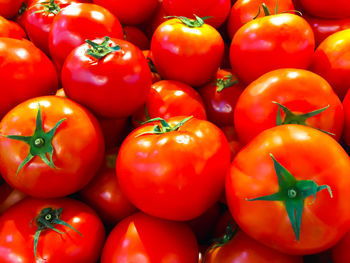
1, 0, 350, 262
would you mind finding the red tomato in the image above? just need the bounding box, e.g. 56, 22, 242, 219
220, 125, 242, 161
341, 89, 350, 147
79, 151, 138, 226
227, 0, 295, 39
49, 3, 123, 70
142, 50, 162, 83
151, 16, 224, 87
117, 116, 231, 221
198, 69, 244, 127
142, 1, 168, 38
0, 96, 105, 198
226, 125, 350, 254
234, 69, 344, 145
310, 29, 350, 100
132, 80, 207, 127
304, 15, 350, 47
332, 231, 350, 263
298, 0, 350, 19
98, 117, 130, 149
101, 212, 198, 263
205, 230, 303, 263
230, 13, 315, 85
0, 16, 26, 39
163, 0, 231, 28
0, 183, 26, 214
93, 0, 159, 25
0, 0, 24, 18
0, 197, 105, 262
123, 25, 150, 50
62, 37, 151, 118
0, 38, 58, 118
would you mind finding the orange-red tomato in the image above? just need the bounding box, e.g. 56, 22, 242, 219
0, 16, 26, 39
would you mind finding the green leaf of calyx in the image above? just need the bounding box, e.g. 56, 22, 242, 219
137, 116, 193, 136
164, 14, 211, 27
86, 36, 121, 59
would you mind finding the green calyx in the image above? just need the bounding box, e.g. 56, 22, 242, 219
31, 207, 83, 260
18, 2, 28, 15
215, 74, 238, 92
138, 116, 193, 136
247, 154, 333, 241
253, 0, 302, 19
3, 105, 65, 175
86, 36, 121, 59
33, 0, 61, 15
165, 14, 212, 28
273, 101, 334, 135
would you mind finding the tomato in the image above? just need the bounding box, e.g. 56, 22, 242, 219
0, 38, 58, 118
151, 16, 224, 87
205, 230, 303, 263
226, 124, 350, 254
117, 116, 231, 221
62, 37, 151, 118
0, 16, 26, 39
123, 25, 150, 51
163, 0, 231, 28
298, 0, 350, 19
0, 197, 105, 262
0, 0, 24, 18
142, 50, 162, 83
79, 150, 138, 226
93, 0, 159, 25
220, 125, 242, 161
142, 1, 168, 38
198, 69, 244, 127
0, 96, 105, 198
101, 212, 198, 263
234, 69, 344, 145
304, 15, 350, 47
341, 89, 350, 147
0, 183, 26, 214
332, 231, 350, 263
310, 29, 350, 100
49, 3, 123, 70
230, 13, 314, 85
24, 0, 86, 56
227, 0, 295, 39
132, 80, 207, 127
98, 117, 131, 149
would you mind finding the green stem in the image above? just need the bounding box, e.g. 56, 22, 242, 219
164, 14, 212, 28
138, 116, 193, 136
86, 36, 121, 59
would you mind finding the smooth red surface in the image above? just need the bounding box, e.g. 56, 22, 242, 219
0, 0, 23, 18
123, 26, 150, 50
0, 183, 26, 214
0, 16, 26, 39
341, 89, 350, 147
299, 0, 350, 19
332, 231, 350, 263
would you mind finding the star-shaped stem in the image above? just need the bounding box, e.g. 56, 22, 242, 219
164, 14, 212, 28
137, 116, 193, 136
86, 36, 121, 59
215, 74, 238, 92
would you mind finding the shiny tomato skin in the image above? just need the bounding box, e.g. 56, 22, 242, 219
226, 125, 350, 255
49, 3, 123, 70
0, 197, 105, 263
0, 96, 105, 198
79, 151, 138, 226
0, 0, 23, 18
206, 230, 303, 263
310, 29, 350, 100
151, 18, 224, 87
132, 80, 207, 127
117, 116, 231, 221
234, 69, 344, 145
163, 0, 231, 28
0, 183, 26, 214
198, 69, 244, 127
332, 231, 350, 263
230, 14, 315, 85
123, 26, 150, 50
0, 38, 58, 118
93, 0, 159, 25
0, 16, 26, 39
101, 212, 199, 263
304, 15, 350, 47
299, 0, 350, 19
227, 0, 295, 39
62, 38, 152, 118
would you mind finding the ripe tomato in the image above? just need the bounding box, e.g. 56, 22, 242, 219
151, 16, 224, 87
142, 50, 162, 83
163, 0, 231, 28
93, 0, 159, 25
0, 38, 58, 118
117, 116, 231, 221
142, 1, 168, 38
0, 197, 105, 262
205, 230, 303, 263
0, 16, 26, 39
226, 125, 350, 254
123, 26, 150, 50
341, 89, 350, 147
310, 29, 350, 100
298, 0, 350, 19
227, 0, 295, 39
79, 150, 138, 226
132, 80, 207, 127
62, 37, 151, 118
332, 231, 350, 263
49, 3, 123, 70
101, 212, 198, 263
220, 125, 242, 161
198, 69, 244, 127
0, 0, 24, 18
0, 96, 105, 198
230, 13, 314, 85
0, 183, 26, 214
234, 69, 344, 145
